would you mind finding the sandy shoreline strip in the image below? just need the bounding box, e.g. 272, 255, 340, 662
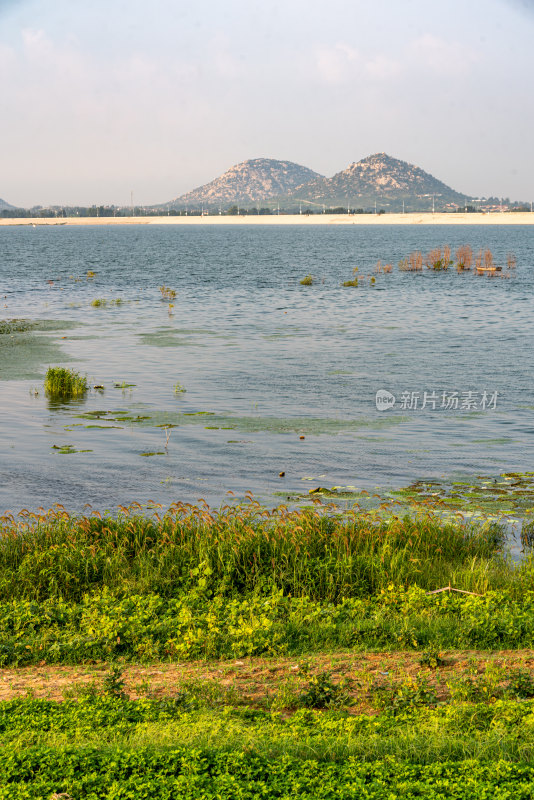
1, 212, 534, 227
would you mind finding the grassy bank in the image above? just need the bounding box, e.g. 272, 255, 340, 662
2, 503, 534, 796
0, 503, 532, 665
0, 502, 514, 602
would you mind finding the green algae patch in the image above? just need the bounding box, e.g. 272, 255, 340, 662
107, 410, 408, 436
84, 424, 123, 429
74, 410, 110, 419
74, 410, 150, 424
139, 329, 206, 348
0, 319, 36, 335
0, 319, 80, 381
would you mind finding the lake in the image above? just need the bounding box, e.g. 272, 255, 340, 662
0, 223, 532, 520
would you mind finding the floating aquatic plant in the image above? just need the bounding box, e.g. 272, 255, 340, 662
300, 275, 313, 286
342, 267, 359, 287
51, 444, 92, 454
90, 298, 122, 307
44, 367, 88, 400
160, 285, 177, 301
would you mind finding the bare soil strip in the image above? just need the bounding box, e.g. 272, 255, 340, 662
2, 649, 533, 712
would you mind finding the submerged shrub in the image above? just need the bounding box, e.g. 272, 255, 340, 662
44, 367, 88, 400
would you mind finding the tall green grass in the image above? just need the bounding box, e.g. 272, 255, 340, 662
0, 502, 511, 603
44, 367, 88, 400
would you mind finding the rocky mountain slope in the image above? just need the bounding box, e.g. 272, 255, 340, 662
284, 153, 470, 211
166, 159, 323, 209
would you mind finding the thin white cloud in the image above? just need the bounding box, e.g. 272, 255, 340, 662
409, 33, 478, 75
315, 43, 361, 84
363, 54, 401, 80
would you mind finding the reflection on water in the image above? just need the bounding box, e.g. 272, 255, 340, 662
0, 223, 532, 515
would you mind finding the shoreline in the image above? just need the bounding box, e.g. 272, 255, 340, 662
1, 211, 534, 226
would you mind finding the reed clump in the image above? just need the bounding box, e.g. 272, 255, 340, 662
399, 252, 423, 272
455, 245, 473, 271
44, 367, 88, 401
376, 261, 393, 273
425, 247, 452, 270
391, 245, 515, 278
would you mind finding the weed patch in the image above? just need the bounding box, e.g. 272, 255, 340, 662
44, 367, 88, 400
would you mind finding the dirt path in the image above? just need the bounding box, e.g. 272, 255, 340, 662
1, 649, 533, 710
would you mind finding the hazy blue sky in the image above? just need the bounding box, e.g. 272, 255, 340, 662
1, 0, 532, 206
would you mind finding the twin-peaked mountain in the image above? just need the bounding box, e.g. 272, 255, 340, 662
166, 153, 471, 212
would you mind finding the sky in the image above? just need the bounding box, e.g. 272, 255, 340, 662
0, 0, 533, 207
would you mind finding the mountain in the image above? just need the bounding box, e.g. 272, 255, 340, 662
283, 153, 470, 212
166, 159, 323, 209
0, 198, 15, 210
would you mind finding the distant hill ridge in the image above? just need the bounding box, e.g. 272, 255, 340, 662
0, 198, 14, 210
167, 158, 323, 209
166, 153, 471, 212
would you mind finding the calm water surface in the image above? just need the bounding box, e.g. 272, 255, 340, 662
0, 224, 532, 514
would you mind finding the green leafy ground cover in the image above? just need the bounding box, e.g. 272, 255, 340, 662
2, 585, 534, 666
2, 696, 534, 798
3, 747, 533, 799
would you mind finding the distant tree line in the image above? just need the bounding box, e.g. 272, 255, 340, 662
1, 199, 531, 218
